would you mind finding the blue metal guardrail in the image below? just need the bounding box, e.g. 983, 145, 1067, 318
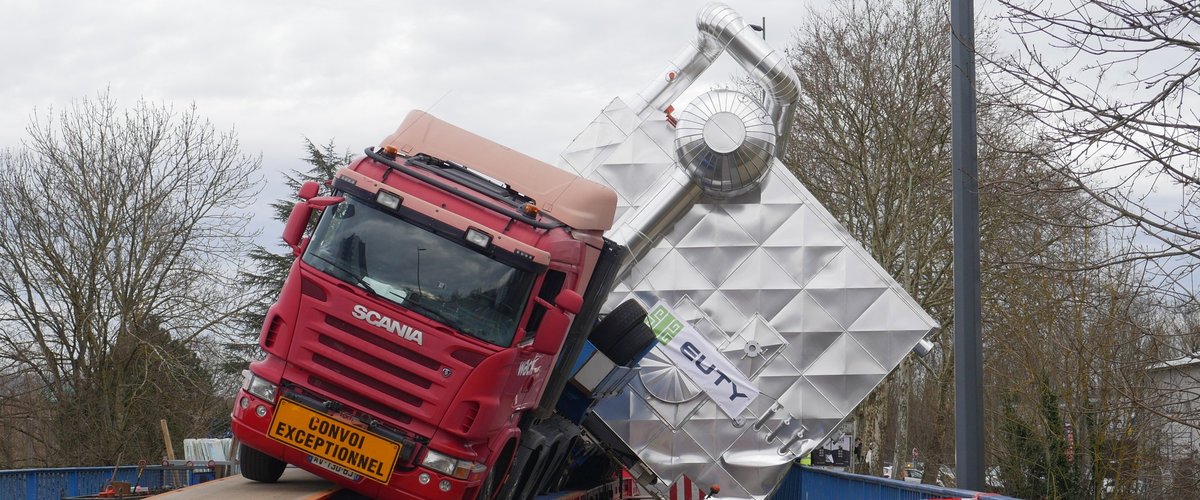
772, 466, 1020, 500
1, 463, 1016, 500
0, 464, 215, 499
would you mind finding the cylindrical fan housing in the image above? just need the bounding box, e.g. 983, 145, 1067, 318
674, 89, 777, 198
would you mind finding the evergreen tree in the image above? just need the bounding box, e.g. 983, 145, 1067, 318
224, 139, 352, 372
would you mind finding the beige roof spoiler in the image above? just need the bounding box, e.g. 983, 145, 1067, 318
379, 111, 617, 231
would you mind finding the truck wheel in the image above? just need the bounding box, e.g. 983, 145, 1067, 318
562, 451, 617, 490
239, 444, 286, 483
510, 446, 544, 500
606, 319, 656, 366
589, 299, 648, 365
478, 440, 516, 500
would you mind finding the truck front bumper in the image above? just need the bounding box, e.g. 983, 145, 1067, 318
231, 387, 480, 499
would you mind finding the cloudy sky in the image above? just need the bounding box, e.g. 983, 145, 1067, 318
0, 0, 826, 245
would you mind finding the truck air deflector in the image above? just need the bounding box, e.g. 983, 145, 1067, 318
364, 147, 566, 230
379, 110, 618, 231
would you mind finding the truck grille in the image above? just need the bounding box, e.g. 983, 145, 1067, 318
289, 314, 447, 431
311, 351, 424, 406
307, 374, 414, 425
315, 334, 432, 390
325, 316, 440, 371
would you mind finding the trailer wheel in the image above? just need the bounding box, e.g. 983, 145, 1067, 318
589, 299, 649, 365
239, 444, 286, 483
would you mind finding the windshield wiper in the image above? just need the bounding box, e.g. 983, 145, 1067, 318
308, 252, 378, 296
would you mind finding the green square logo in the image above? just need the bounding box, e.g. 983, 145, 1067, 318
645, 304, 684, 344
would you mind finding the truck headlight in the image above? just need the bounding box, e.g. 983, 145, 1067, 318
465, 228, 491, 249
376, 190, 402, 210
421, 449, 457, 476
420, 449, 485, 480
242, 370, 277, 403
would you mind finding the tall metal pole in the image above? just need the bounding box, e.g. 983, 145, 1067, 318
749, 17, 767, 104
951, 0, 984, 491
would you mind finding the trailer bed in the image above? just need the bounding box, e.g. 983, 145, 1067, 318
149, 467, 350, 500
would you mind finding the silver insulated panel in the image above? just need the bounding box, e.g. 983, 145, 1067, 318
553, 4, 938, 499
561, 97, 937, 500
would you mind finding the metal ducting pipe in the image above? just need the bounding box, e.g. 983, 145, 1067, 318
611, 3, 801, 278
633, 2, 800, 155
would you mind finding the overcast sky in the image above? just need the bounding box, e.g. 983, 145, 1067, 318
0, 0, 827, 246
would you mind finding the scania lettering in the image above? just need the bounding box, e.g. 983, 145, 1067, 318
352, 304, 424, 345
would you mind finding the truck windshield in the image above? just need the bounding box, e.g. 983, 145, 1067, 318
302, 195, 536, 347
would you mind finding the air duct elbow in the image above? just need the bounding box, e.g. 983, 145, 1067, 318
695, 3, 800, 156
636, 3, 800, 153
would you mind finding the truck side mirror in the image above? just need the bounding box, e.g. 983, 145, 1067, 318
282, 202, 312, 254
306, 195, 344, 209
298, 180, 319, 200
555, 289, 583, 315
531, 308, 570, 355
282, 196, 345, 254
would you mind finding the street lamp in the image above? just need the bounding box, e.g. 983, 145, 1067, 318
748, 17, 765, 40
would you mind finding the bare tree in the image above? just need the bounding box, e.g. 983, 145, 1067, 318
228, 139, 350, 374
783, 0, 960, 482
995, 0, 1199, 301
0, 92, 261, 466
783, 1, 1117, 495
991, 2, 1200, 493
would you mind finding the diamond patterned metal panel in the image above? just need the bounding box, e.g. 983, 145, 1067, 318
558, 98, 938, 499
672, 295, 731, 347
593, 128, 676, 206
722, 315, 787, 379
559, 109, 626, 176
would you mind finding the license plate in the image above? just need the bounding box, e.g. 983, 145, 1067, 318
308, 455, 361, 481
268, 398, 400, 483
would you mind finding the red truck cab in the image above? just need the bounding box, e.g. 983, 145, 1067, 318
231, 111, 617, 499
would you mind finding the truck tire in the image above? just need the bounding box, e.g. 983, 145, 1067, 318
605, 319, 656, 366
478, 440, 516, 500
589, 299, 649, 365
239, 444, 286, 483
532, 414, 581, 496
539, 435, 580, 494
509, 446, 543, 500
497, 427, 547, 500
562, 451, 617, 490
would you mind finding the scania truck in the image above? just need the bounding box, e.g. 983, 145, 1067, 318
230, 108, 660, 499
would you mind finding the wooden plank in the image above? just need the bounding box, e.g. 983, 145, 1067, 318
160, 420, 176, 461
